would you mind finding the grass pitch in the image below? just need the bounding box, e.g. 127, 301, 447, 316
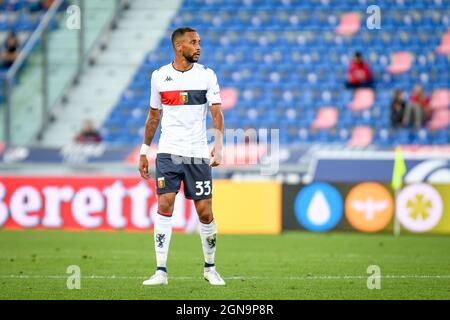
0, 230, 449, 300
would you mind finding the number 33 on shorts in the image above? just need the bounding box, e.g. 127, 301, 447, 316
195, 181, 211, 196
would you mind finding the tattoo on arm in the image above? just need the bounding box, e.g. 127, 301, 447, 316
143, 109, 161, 145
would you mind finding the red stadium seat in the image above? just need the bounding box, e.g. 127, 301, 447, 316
430, 89, 450, 110
220, 87, 238, 110
348, 88, 375, 111
311, 107, 338, 129
436, 30, 450, 55
348, 126, 373, 147
387, 52, 413, 74
428, 109, 450, 130
335, 13, 361, 36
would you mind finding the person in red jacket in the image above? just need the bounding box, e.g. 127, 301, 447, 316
74, 120, 102, 144
345, 52, 373, 89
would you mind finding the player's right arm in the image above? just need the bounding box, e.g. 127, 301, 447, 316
139, 70, 162, 180
139, 108, 161, 179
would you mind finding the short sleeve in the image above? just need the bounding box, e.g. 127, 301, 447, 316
150, 70, 162, 109
206, 69, 222, 105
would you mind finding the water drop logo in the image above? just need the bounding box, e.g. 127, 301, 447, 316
294, 183, 343, 232
307, 191, 331, 225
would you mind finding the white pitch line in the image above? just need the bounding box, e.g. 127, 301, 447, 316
1, 275, 450, 280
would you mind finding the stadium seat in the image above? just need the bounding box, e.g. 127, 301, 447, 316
387, 52, 413, 74
428, 109, 450, 130
411, 128, 431, 145
430, 89, 450, 110
348, 126, 373, 147
395, 128, 412, 144
335, 13, 361, 36
374, 128, 393, 146
348, 88, 375, 111
436, 30, 450, 55
311, 107, 338, 129
220, 87, 238, 110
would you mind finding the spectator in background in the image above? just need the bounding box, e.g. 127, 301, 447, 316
402, 85, 430, 129
390, 89, 406, 128
1, 31, 20, 69
75, 120, 102, 144
27, 0, 43, 12
42, 0, 55, 10
345, 52, 373, 89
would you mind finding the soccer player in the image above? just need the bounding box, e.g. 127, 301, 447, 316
138, 27, 225, 286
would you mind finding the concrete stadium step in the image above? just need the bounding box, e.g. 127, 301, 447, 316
40, 0, 182, 146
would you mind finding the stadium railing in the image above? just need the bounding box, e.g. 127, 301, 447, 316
1, 0, 123, 146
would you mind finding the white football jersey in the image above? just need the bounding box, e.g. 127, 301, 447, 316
150, 62, 222, 158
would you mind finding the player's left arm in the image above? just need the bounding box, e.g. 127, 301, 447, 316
209, 103, 224, 167
206, 68, 224, 167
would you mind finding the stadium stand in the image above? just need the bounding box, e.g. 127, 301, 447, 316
0, 1, 448, 147
41, 0, 450, 146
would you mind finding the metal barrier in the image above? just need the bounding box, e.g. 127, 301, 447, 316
1, 0, 123, 146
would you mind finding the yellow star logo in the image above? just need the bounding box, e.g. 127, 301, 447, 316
406, 194, 432, 221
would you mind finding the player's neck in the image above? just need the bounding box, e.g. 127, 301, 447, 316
172, 58, 193, 72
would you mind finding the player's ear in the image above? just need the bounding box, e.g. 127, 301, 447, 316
174, 38, 183, 52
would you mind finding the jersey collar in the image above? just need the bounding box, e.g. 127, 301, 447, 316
171, 62, 194, 73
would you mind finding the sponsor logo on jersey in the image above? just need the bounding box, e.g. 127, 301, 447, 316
164, 76, 173, 82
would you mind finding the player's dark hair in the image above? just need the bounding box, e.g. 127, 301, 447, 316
171, 27, 197, 46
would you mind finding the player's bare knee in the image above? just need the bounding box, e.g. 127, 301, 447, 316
199, 214, 213, 224
195, 199, 211, 211
158, 198, 174, 215
157, 193, 176, 215
196, 204, 213, 223
194, 200, 213, 223
158, 201, 174, 214
198, 210, 214, 224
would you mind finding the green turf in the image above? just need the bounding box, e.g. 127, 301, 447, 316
0, 230, 449, 299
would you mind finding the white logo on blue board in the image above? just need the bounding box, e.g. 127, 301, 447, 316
405, 160, 450, 184
294, 183, 343, 232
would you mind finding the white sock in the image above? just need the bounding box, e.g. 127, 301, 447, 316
200, 219, 217, 268
154, 213, 172, 271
